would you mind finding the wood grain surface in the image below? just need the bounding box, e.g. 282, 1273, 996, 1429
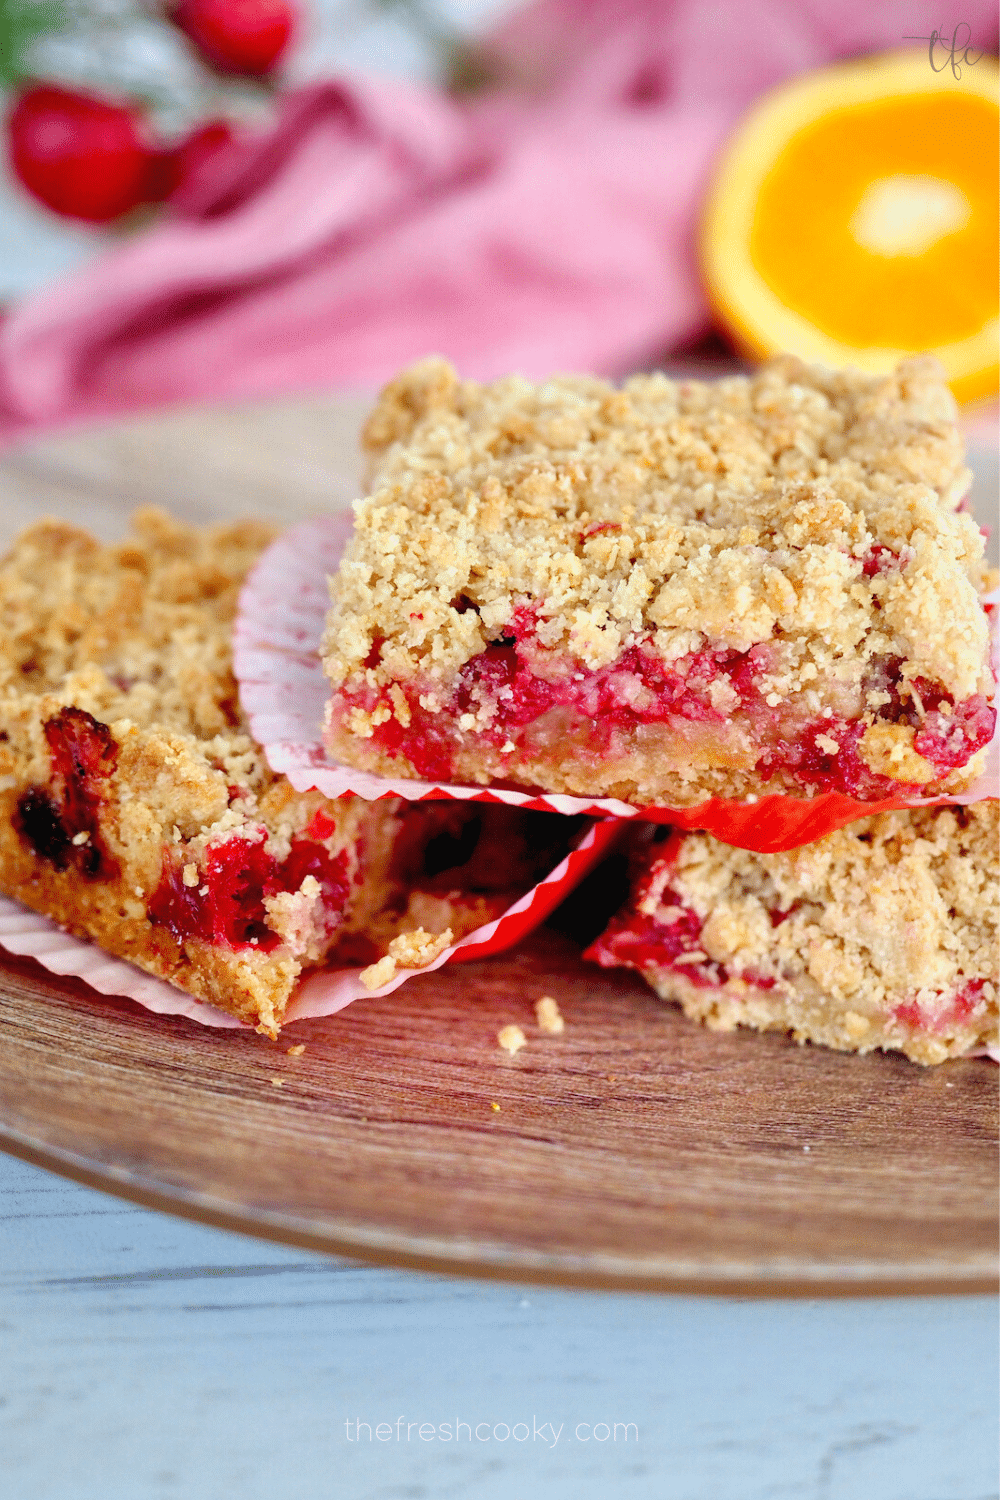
0, 394, 997, 1296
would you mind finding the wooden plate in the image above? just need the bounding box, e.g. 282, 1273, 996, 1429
0, 394, 996, 1296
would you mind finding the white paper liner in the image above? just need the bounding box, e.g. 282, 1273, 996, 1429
0, 896, 242, 1027
233, 520, 999, 832
0, 819, 621, 1030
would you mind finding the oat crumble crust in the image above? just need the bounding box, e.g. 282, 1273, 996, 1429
591, 802, 999, 1065
323, 355, 992, 804
0, 511, 403, 1036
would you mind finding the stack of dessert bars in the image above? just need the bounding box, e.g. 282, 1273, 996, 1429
0, 354, 995, 1061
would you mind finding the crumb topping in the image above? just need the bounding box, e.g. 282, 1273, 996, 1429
360, 953, 397, 991
0, 511, 363, 869
359, 923, 453, 989
388, 923, 453, 968
325, 356, 987, 710
1, 509, 274, 745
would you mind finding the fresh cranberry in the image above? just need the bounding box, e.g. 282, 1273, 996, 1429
15, 787, 73, 871
738, 969, 777, 990
207, 834, 278, 945
149, 834, 275, 948
44, 706, 118, 818
169, 0, 296, 77
278, 837, 350, 905
305, 808, 338, 841
7, 84, 159, 222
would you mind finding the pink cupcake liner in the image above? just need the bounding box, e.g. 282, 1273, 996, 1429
0, 819, 621, 1030
233, 517, 998, 853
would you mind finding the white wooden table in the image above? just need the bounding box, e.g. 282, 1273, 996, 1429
2, 1151, 997, 1500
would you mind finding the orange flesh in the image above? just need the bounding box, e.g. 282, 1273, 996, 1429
750, 93, 998, 350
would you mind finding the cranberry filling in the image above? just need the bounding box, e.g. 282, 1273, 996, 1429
748, 660, 994, 795
587, 906, 719, 987
149, 830, 349, 951
341, 610, 773, 783
861, 544, 901, 577
893, 978, 987, 1035
338, 610, 994, 797
757, 719, 892, 799
912, 695, 995, 773
15, 706, 119, 878
862, 659, 995, 779
584, 874, 786, 992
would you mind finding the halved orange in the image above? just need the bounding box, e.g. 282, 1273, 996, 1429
701, 50, 998, 405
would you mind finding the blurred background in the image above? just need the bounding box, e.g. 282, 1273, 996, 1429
0, 0, 997, 439
0, 0, 518, 296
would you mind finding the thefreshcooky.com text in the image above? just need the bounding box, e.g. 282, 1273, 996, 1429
344, 1417, 638, 1446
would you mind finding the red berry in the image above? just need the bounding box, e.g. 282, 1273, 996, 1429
170, 0, 295, 77
7, 84, 158, 223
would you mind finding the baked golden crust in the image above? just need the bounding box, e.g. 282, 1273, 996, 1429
589, 802, 999, 1065
0, 511, 399, 1036
323, 355, 993, 804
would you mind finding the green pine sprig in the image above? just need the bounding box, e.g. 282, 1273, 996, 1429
0, 0, 68, 86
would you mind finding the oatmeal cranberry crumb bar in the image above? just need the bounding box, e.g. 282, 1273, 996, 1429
586, 803, 998, 1065
322, 355, 994, 806
0, 511, 413, 1036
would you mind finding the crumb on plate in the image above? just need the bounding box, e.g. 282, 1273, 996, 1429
535, 995, 565, 1034
498, 1024, 527, 1056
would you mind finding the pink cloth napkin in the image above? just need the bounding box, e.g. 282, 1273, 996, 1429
1, 0, 996, 441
